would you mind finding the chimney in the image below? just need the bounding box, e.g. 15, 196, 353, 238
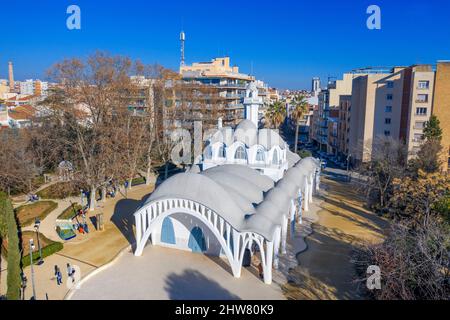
8, 62, 14, 91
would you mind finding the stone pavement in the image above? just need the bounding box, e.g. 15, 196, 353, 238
68, 246, 285, 300
0, 183, 155, 299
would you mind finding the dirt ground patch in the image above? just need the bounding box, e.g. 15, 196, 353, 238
15, 201, 58, 227
283, 172, 389, 300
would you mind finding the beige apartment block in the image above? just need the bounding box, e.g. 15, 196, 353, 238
348, 65, 435, 163
349, 68, 405, 162
404, 65, 435, 156
432, 61, 450, 172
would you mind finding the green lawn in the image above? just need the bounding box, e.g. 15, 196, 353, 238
58, 203, 82, 220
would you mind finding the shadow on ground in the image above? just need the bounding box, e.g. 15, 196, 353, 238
110, 195, 150, 251
285, 168, 388, 300
164, 269, 241, 300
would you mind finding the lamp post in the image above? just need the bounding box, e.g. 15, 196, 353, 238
34, 219, 44, 265
29, 239, 36, 300
80, 189, 84, 208
346, 154, 351, 182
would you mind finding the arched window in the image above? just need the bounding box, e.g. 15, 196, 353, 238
234, 146, 247, 160
218, 145, 226, 159
204, 145, 213, 160
272, 150, 279, 165
256, 148, 265, 162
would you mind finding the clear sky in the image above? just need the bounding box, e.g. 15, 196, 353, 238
1, 0, 449, 89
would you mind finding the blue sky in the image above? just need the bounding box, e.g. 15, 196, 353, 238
1, 0, 449, 89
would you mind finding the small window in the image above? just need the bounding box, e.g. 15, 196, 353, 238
418, 81, 430, 89
204, 146, 213, 160
272, 150, 279, 165
384, 130, 391, 136
256, 149, 265, 162
235, 146, 247, 160
414, 133, 424, 142
385, 118, 391, 125
218, 145, 226, 158
385, 106, 392, 113
387, 81, 394, 88
416, 107, 427, 115
415, 121, 425, 129
417, 94, 428, 103
387, 94, 393, 101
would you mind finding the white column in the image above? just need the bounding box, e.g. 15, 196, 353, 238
304, 184, 309, 212
281, 215, 288, 255
273, 227, 281, 269
135, 213, 142, 254
263, 241, 274, 285
309, 175, 313, 203
231, 229, 242, 278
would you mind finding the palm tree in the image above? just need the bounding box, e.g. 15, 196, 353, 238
265, 101, 286, 129
290, 95, 309, 153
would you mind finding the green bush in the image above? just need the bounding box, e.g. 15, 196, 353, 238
58, 203, 82, 220
131, 176, 146, 186
21, 242, 63, 268
297, 149, 312, 158
0, 192, 21, 300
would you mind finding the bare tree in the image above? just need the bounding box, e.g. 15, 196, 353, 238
357, 136, 408, 211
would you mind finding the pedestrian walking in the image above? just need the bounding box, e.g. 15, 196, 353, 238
54, 265, 62, 285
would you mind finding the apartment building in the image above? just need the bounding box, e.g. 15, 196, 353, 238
312, 73, 355, 152
338, 95, 352, 159
19, 79, 49, 97
180, 57, 269, 125
348, 65, 436, 163
432, 61, 450, 171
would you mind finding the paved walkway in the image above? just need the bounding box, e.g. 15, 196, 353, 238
21, 197, 79, 242
69, 246, 285, 300
0, 182, 155, 299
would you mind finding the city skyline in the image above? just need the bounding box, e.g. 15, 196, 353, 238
1, 0, 450, 89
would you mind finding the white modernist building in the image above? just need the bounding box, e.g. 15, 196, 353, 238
201, 82, 299, 182
134, 82, 322, 285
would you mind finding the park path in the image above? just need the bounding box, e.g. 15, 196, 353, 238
0, 181, 156, 300
21, 197, 79, 242
283, 168, 389, 300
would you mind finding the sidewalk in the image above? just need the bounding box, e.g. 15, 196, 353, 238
0, 182, 155, 299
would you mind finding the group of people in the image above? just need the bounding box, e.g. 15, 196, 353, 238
28, 194, 40, 202
54, 263, 76, 286
73, 208, 89, 234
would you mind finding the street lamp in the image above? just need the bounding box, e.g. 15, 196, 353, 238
346, 154, 352, 182
34, 219, 44, 265
80, 189, 84, 207
29, 239, 36, 300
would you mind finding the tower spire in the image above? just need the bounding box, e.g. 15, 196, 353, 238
8, 61, 14, 91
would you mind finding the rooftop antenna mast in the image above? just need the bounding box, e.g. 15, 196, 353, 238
180, 30, 186, 68
180, 18, 185, 68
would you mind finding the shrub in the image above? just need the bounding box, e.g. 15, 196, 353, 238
297, 149, 312, 158
21, 242, 63, 268
0, 192, 21, 300
353, 218, 450, 300
58, 203, 82, 220
131, 176, 146, 186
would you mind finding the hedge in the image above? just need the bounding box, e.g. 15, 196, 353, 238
20, 242, 63, 268
131, 177, 146, 186
58, 203, 82, 220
